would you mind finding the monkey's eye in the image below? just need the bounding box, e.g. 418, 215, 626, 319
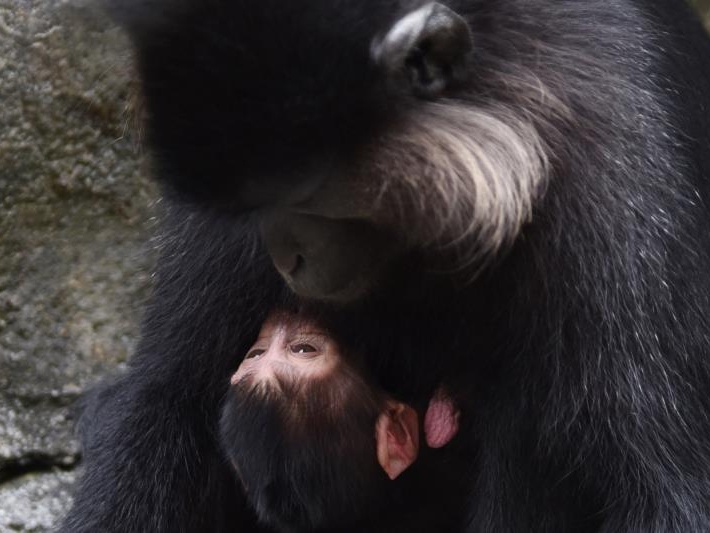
245, 349, 265, 360
290, 343, 318, 356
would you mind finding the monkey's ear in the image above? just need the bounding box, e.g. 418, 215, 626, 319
372, 2, 473, 98
375, 402, 420, 480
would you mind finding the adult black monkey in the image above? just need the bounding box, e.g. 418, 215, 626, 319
63, 1, 710, 532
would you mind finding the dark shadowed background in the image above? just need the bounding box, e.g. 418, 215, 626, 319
0, 1, 707, 531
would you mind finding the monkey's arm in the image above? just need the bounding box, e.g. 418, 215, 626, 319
60, 208, 281, 532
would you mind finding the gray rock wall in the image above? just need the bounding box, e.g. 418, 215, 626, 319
0, 1, 153, 531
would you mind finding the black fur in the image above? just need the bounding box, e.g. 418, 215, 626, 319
63, 0, 710, 531
218, 342, 472, 533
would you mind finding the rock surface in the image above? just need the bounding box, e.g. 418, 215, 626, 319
0, 1, 154, 531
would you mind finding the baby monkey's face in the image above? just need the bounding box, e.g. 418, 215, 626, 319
221, 310, 460, 532
221, 310, 427, 532
231, 313, 339, 386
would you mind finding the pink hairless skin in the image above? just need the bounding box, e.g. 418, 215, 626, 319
424, 388, 460, 449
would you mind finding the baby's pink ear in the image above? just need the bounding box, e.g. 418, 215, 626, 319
375, 402, 420, 480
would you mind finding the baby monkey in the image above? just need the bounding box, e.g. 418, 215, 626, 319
220, 310, 461, 533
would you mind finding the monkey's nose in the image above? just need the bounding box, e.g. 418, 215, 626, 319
260, 211, 307, 279
272, 252, 304, 278
230, 369, 244, 385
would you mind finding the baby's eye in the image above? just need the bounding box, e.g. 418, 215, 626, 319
245, 349, 265, 360
290, 343, 318, 356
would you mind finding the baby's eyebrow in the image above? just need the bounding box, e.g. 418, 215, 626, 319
288, 331, 329, 341
251, 332, 277, 344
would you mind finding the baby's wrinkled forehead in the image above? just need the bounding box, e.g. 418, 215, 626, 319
233, 311, 342, 386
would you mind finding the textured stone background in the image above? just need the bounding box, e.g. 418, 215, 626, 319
0, 1, 708, 532
0, 1, 156, 531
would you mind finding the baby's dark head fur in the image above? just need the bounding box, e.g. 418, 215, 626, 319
220, 356, 395, 532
